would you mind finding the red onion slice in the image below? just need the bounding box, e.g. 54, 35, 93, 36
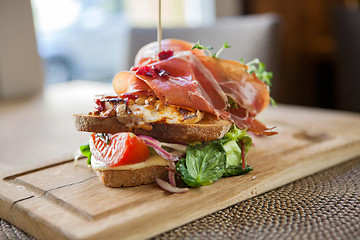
138, 135, 187, 161
168, 170, 176, 186
168, 161, 176, 171
160, 142, 187, 153
156, 178, 189, 193
138, 135, 190, 193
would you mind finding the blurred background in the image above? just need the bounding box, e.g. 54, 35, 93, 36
1, 0, 359, 112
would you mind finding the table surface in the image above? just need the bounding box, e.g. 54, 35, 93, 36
0, 80, 359, 240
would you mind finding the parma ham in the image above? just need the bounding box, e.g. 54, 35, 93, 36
112, 39, 276, 135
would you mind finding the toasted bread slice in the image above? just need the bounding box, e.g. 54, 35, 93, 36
95, 166, 168, 187
74, 113, 232, 143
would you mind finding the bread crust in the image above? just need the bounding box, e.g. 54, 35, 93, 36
95, 166, 168, 187
74, 113, 232, 143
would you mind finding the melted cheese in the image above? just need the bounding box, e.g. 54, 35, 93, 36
101, 97, 204, 124
91, 154, 169, 171
127, 104, 203, 124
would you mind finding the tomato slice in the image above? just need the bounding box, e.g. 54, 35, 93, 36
89, 132, 149, 167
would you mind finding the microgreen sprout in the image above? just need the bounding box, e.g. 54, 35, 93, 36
192, 41, 231, 58
214, 41, 231, 58
243, 58, 277, 106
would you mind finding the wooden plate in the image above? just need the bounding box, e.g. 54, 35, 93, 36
1, 106, 360, 240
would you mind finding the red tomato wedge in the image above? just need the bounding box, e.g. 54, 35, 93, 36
89, 133, 150, 167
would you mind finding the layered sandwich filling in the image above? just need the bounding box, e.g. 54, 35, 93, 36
86, 132, 184, 170
79, 126, 254, 190
91, 154, 168, 171
92, 95, 204, 124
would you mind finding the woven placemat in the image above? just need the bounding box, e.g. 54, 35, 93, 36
1, 157, 359, 240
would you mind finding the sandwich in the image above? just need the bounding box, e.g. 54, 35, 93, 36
74, 39, 276, 193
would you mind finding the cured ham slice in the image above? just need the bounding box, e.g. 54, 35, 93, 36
197, 56, 270, 116
112, 39, 276, 135
135, 39, 205, 66
229, 108, 276, 136
112, 71, 153, 95
135, 53, 228, 115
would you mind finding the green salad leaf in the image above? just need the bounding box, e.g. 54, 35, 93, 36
222, 165, 253, 177
221, 126, 253, 177
176, 125, 253, 187
176, 141, 226, 187
227, 96, 239, 110
222, 139, 241, 166
80, 144, 92, 165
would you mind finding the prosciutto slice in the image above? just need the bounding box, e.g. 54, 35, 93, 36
112, 71, 153, 95
134, 39, 205, 66
135, 53, 228, 115
197, 56, 270, 116
112, 39, 275, 135
229, 108, 276, 136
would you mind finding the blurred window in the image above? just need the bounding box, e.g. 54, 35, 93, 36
31, 0, 215, 85
124, 0, 215, 27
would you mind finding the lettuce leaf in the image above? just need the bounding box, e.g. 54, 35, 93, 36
221, 126, 252, 177
80, 144, 92, 165
176, 125, 253, 187
222, 165, 253, 177
176, 141, 226, 187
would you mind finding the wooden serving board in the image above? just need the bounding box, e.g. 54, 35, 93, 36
1, 105, 360, 240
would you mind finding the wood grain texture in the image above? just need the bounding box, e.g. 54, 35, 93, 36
1, 105, 360, 240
